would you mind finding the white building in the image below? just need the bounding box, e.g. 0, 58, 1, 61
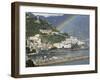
63, 44, 72, 48
77, 41, 85, 45
29, 34, 41, 44
53, 36, 85, 49
40, 29, 52, 34
51, 32, 59, 35
27, 34, 42, 51
53, 43, 62, 48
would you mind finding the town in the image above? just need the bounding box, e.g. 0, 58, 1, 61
26, 29, 87, 54
26, 29, 89, 67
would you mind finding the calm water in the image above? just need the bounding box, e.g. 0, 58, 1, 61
28, 49, 89, 66
48, 57, 89, 66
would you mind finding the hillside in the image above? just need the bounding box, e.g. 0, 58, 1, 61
41, 33, 66, 44
26, 12, 69, 43
26, 12, 57, 37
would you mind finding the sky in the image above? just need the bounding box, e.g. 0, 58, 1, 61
32, 13, 64, 17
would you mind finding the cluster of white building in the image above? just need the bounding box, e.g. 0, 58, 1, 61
26, 34, 53, 52
26, 32, 85, 53
53, 36, 85, 49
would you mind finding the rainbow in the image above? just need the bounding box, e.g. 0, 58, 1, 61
56, 16, 77, 31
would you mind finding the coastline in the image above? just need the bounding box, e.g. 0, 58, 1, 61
35, 55, 89, 66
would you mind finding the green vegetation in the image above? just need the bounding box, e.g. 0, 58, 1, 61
41, 34, 66, 44
26, 12, 69, 44
61, 33, 70, 38
26, 12, 54, 37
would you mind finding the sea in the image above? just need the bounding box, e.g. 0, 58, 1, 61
27, 49, 89, 66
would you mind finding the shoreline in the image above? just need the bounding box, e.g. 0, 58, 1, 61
35, 55, 89, 66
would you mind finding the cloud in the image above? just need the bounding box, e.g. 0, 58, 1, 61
32, 13, 64, 17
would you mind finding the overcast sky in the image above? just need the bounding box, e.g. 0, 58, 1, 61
32, 13, 64, 17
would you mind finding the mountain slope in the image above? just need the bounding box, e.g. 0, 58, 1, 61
26, 12, 54, 37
